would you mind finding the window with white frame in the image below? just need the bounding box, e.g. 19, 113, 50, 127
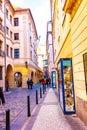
30, 51, 32, 60
14, 18, 19, 26
10, 47, 13, 58
14, 33, 19, 40
14, 49, 19, 58
30, 36, 32, 46
6, 9, 9, 19
10, 31, 12, 39
6, 45, 9, 56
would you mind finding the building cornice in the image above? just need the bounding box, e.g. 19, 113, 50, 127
71, 0, 82, 20
63, 0, 75, 14
4, 0, 15, 13
63, 0, 82, 19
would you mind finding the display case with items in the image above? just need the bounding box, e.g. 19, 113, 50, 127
58, 58, 76, 114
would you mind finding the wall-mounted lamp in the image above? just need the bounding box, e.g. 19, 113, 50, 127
25, 61, 28, 68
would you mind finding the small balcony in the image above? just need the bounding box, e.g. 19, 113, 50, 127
63, 0, 75, 14
0, 49, 4, 57
0, 23, 4, 32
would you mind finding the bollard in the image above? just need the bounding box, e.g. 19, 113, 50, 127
6, 109, 10, 130
40, 87, 42, 98
36, 90, 38, 104
27, 96, 31, 117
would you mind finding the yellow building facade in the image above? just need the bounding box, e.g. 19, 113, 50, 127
52, 0, 87, 124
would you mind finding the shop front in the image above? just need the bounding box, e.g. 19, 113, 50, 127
58, 58, 76, 114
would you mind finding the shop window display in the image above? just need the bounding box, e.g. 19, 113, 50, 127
58, 58, 75, 114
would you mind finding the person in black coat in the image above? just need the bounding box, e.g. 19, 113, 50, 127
5, 80, 9, 92
46, 78, 49, 87
0, 87, 5, 105
27, 78, 30, 89
29, 79, 33, 89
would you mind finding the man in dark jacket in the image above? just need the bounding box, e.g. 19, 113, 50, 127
0, 87, 5, 105
27, 78, 30, 89
5, 80, 9, 92
30, 79, 33, 89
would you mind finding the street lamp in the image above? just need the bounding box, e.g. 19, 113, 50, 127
25, 61, 28, 68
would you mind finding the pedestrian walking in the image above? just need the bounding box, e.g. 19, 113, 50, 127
46, 78, 49, 87
48, 77, 51, 84
27, 78, 30, 89
41, 78, 46, 86
5, 79, 9, 92
0, 87, 5, 107
30, 79, 33, 89
41, 78, 46, 91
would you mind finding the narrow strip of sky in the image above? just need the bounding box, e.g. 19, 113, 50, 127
10, 0, 51, 44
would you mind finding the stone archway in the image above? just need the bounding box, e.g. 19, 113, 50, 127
6, 64, 14, 88
14, 72, 22, 87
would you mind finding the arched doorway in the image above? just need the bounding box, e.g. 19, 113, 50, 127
31, 71, 34, 78
14, 72, 22, 87
6, 64, 14, 88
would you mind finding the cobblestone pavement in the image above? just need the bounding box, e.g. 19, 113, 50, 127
0, 84, 43, 130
